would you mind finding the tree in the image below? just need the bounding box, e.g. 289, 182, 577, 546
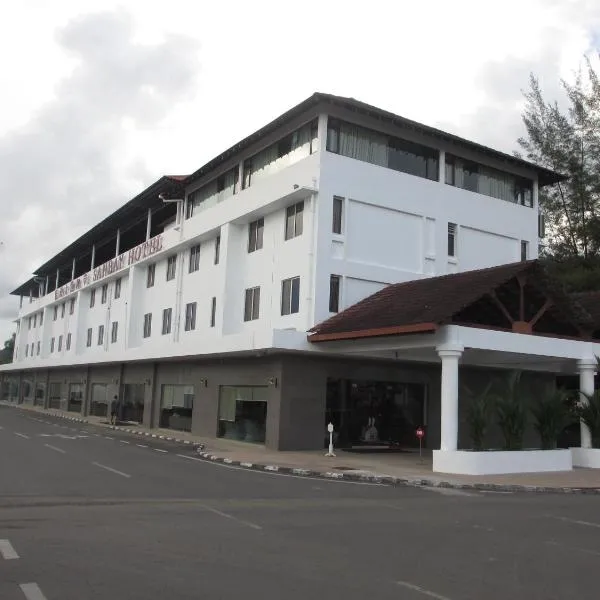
518, 56, 600, 263
0, 333, 15, 364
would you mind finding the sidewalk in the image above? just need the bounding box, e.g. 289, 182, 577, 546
5, 401, 600, 493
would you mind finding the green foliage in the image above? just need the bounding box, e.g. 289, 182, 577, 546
0, 333, 15, 365
578, 390, 600, 448
531, 388, 575, 450
518, 57, 600, 260
494, 371, 528, 450
463, 382, 494, 451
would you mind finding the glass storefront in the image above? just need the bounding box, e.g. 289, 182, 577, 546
159, 385, 193, 432
48, 382, 62, 409
90, 383, 109, 417
22, 379, 34, 404
122, 383, 145, 423
35, 382, 46, 407
325, 379, 427, 449
218, 386, 267, 444
0, 378, 19, 402
68, 383, 84, 413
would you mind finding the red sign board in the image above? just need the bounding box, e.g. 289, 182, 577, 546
416, 427, 425, 439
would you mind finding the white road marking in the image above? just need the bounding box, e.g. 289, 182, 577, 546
119, 440, 130, 444
19, 583, 48, 600
136, 444, 148, 448
175, 454, 385, 486
550, 516, 600, 529
92, 462, 131, 478
14, 432, 30, 439
545, 540, 600, 557
44, 444, 66, 454
0, 539, 19, 560
396, 580, 453, 600
154, 448, 168, 453
104, 436, 114, 440
198, 503, 262, 530
479, 490, 514, 495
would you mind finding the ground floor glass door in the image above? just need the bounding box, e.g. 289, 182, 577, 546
90, 383, 108, 417
122, 383, 145, 423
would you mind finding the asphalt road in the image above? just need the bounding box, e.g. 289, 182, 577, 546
1, 406, 599, 600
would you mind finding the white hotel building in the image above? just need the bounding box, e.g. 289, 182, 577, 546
2, 93, 599, 472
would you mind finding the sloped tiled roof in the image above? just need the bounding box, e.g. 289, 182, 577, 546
309, 260, 593, 342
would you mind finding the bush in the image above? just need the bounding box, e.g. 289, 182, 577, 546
463, 382, 494, 451
531, 389, 575, 450
495, 371, 528, 451
578, 391, 600, 448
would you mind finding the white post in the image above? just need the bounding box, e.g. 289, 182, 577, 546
437, 345, 463, 451
91, 244, 96, 270
146, 208, 152, 241
578, 358, 596, 449
45, 275, 49, 296
438, 150, 446, 183
71, 258, 76, 281
55, 269, 59, 290
115, 228, 120, 257
325, 422, 336, 457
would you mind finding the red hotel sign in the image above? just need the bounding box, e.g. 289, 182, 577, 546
55, 234, 164, 300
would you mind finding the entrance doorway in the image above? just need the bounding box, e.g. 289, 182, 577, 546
90, 384, 109, 417
325, 378, 427, 449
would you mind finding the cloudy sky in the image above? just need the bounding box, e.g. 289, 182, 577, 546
0, 0, 599, 342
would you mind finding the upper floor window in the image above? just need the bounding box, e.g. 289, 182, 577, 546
69, 298, 75, 315
285, 202, 304, 240
210, 297, 216, 328
36, 341, 40, 355
184, 302, 197, 331
58, 335, 63, 352
97, 325, 104, 346
186, 166, 239, 219
281, 277, 300, 315
33, 314, 37, 327
114, 277, 122, 299
248, 218, 264, 253
214, 236, 220, 265
189, 245, 201, 273
66, 333, 71, 351
445, 154, 533, 207
86, 328, 92, 347
25, 344, 29, 357
521, 240, 529, 262
28, 317, 32, 330
327, 118, 438, 181
329, 275, 341, 313
111, 321, 118, 343
50, 337, 55, 353
162, 308, 172, 335
243, 119, 318, 189
147, 264, 156, 288
448, 223, 457, 257
30, 342, 34, 357
61, 302, 66, 318
53, 306, 58, 320
101, 284, 108, 304
143, 313, 152, 338
244, 287, 261, 322
166, 255, 177, 281
39, 312, 43, 326
332, 196, 344, 234
90, 289, 96, 308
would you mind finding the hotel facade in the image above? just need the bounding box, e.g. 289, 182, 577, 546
2, 93, 599, 473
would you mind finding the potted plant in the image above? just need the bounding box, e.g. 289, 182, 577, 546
494, 371, 527, 451
531, 388, 575, 450
578, 390, 600, 448
463, 382, 493, 451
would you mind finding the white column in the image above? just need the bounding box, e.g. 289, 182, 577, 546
437, 345, 463, 451
578, 358, 596, 449
115, 229, 120, 257
55, 269, 59, 290
438, 150, 446, 183
71, 258, 76, 281
91, 244, 96, 270
146, 208, 152, 241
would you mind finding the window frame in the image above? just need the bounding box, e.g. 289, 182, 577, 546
448, 223, 457, 258
147, 264, 156, 288
162, 308, 172, 335
97, 325, 104, 346
70, 298, 75, 315
143, 313, 152, 338
111, 321, 118, 343
166, 255, 177, 281
332, 196, 344, 235
281, 277, 300, 316
248, 218, 264, 253
285, 201, 304, 240
86, 328, 93, 347
521, 240, 529, 262
66, 333, 71, 351
58, 335, 63, 352
214, 236, 221, 265
50, 337, 55, 353
210, 297, 216, 327
101, 284, 108, 304
189, 244, 201, 273
184, 302, 197, 332
114, 277, 122, 299
90, 288, 96, 308
244, 287, 261, 322
329, 275, 341, 313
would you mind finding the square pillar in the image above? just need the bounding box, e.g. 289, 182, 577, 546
437, 345, 463, 451
578, 358, 596, 449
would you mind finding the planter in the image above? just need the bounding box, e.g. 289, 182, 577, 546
570, 447, 600, 469
433, 449, 573, 475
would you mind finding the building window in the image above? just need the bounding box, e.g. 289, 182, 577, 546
111, 321, 118, 343
189, 244, 201, 273
86, 328, 92, 347
114, 277, 122, 299
218, 386, 268, 443
162, 308, 172, 335
143, 313, 152, 338
285, 202, 304, 240
327, 118, 439, 181
184, 302, 197, 331
33, 314, 37, 328
244, 287, 260, 322
100, 284, 107, 304
53, 306, 58, 320
160, 385, 194, 432
70, 298, 75, 315
445, 154, 533, 207
333, 196, 344, 234
30, 343, 34, 357
214, 236, 220, 265
242, 119, 318, 189
39, 312, 43, 326
186, 166, 239, 219
25, 344, 29, 357
90, 289, 96, 308
50, 337, 55, 353
60, 302, 65, 318
210, 297, 216, 327
521, 240, 529, 261
66, 333, 71, 351
248, 218, 264, 253
166, 255, 177, 281
281, 277, 300, 315
58, 335, 63, 352
329, 275, 341, 313
448, 223, 457, 257
36, 341, 40, 355
147, 264, 156, 288
98, 325, 104, 345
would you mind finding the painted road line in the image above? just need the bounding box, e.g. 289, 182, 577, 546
19, 583, 48, 600
154, 448, 168, 453
198, 503, 262, 531
104, 436, 114, 440
44, 444, 66, 454
136, 444, 148, 448
396, 580, 453, 600
550, 515, 600, 529
92, 462, 131, 479
14, 432, 30, 439
0, 539, 19, 560
119, 440, 130, 444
